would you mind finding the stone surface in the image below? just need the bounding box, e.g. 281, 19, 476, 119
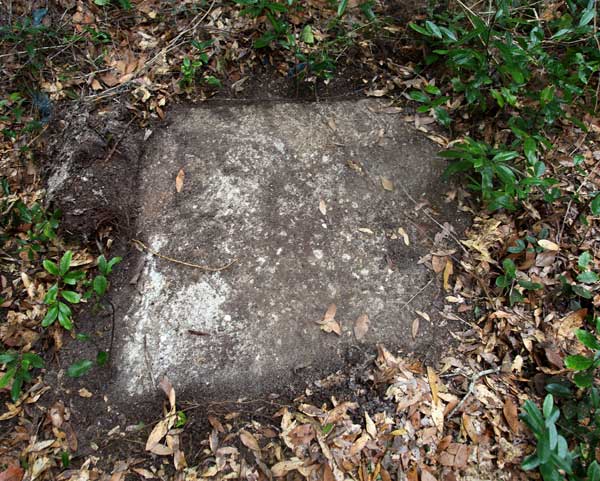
115, 100, 465, 398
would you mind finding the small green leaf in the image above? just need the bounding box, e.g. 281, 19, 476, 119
107, 256, 122, 271
577, 271, 599, 283
492, 151, 519, 163
321, 423, 334, 435
22, 353, 44, 368
575, 329, 600, 350
518, 280, 543, 290
58, 306, 73, 330
540, 85, 554, 104
579, 251, 593, 270
61, 451, 70, 469
433, 107, 451, 127
521, 453, 540, 471
175, 410, 187, 428
425, 20, 442, 38
588, 461, 600, 481
591, 194, 600, 215
337, 0, 348, 17
204, 76, 222, 88
409, 22, 431, 37
502, 258, 517, 278
565, 354, 594, 371
523, 137, 537, 163
409, 90, 430, 103
10, 372, 23, 401
44, 284, 59, 304
42, 304, 59, 327
59, 251, 73, 276
579, 7, 595, 27
0, 366, 16, 388
574, 370, 594, 388
0, 351, 18, 364
62, 291, 81, 304
43, 260, 59, 276
301, 25, 314, 44
63, 270, 85, 285
424, 84, 441, 95
542, 394, 554, 418
93, 275, 108, 296
96, 351, 108, 366
98, 255, 108, 275
67, 359, 94, 378
572, 284, 593, 298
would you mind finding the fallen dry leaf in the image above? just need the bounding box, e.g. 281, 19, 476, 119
175, 168, 185, 193
319, 198, 327, 216
443, 259, 453, 291
381, 177, 394, 191
421, 470, 437, 481
316, 304, 341, 335
145, 418, 169, 453
239, 430, 260, 452
0, 465, 24, 481
412, 317, 419, 339
78, 388, 93, 398
503, 397, 520, 433
537, 239, 559, 251
398, 227, 409, 245
365, 411, 377, 438
353, 313, 369, 340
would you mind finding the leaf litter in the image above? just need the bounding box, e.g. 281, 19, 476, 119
2, 0, 600, 479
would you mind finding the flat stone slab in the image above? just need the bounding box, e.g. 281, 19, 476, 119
116, 100, 463, 398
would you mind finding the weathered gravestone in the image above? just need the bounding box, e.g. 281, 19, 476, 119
115, 99, 464, 398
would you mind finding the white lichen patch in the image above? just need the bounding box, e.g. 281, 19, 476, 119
121, 237, 234, 395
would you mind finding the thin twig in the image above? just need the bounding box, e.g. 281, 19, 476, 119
143, 334, 156, 389
132, 239, 238, 272
447, 367, 500, 419
397, 182, 469, 255
106, 299, 116, 365
399, 278, 434, 311
103, 117, 135, 163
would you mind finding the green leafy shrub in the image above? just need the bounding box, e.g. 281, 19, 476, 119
0, 351, 44, 401
409, 0, 600, 211
522, 317, 600, 480
42, 251, 85, 330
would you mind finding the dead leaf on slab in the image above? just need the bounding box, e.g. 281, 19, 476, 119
353, 313, 369, 340
381, 177, 394, 191
175, 168, 185, 193
78, 388, 93, 398
319, 198, 327, 216
316, 304, 341, 336
398, 227, 409, 245
412, 318, 419, 339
